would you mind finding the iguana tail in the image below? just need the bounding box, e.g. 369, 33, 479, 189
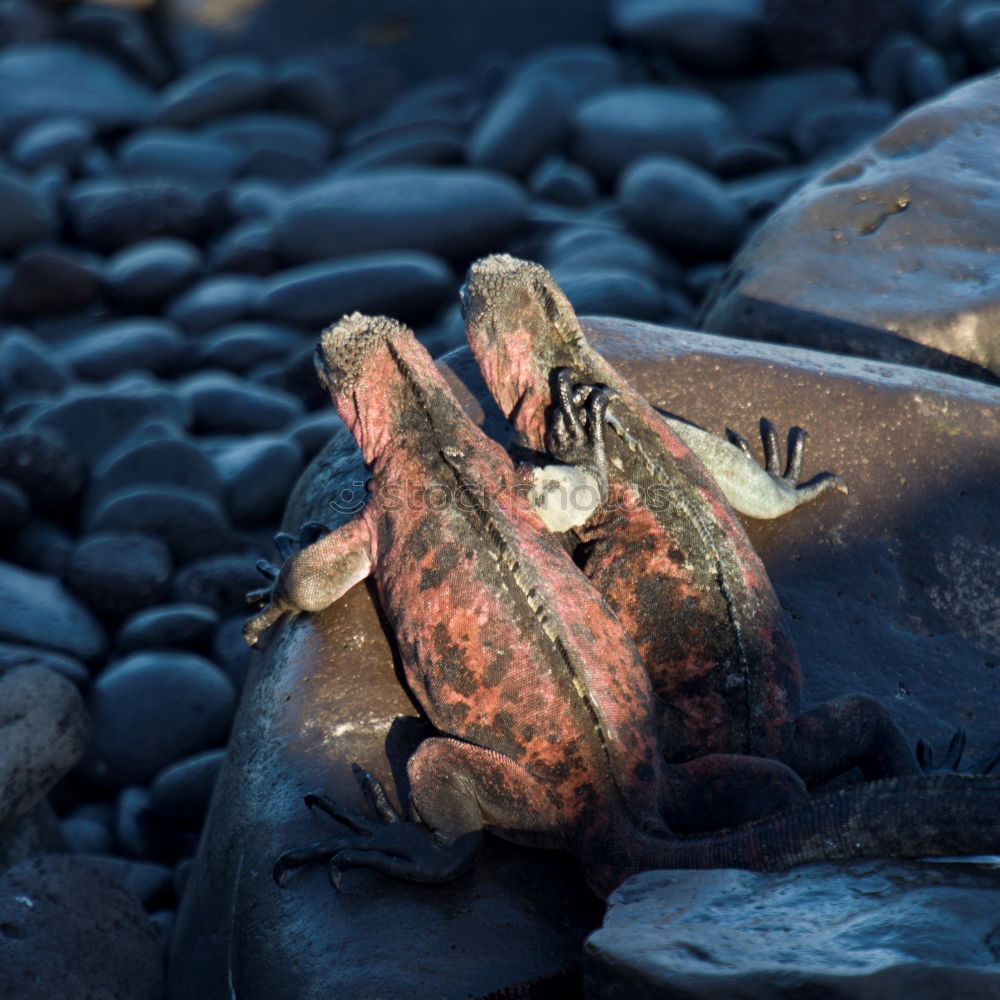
591, 774, 1000, 898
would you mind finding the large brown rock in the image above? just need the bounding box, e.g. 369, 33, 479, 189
170, 319, 1000, 999
701, 72, 1000, 383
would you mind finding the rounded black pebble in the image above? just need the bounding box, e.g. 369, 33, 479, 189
117, 602, 219, 654
0, 41, 155, 133
118, 128, 245, 186
154, 55, 271, 129
9, 519, 74, 577
194, 323, 308, 374
85, 486, 235, 564
23, 387, 187, 470
80, 650, 236, 787
66, 531, 173, 618
165, 273, 260, 332
171, 554, 263, 614
86, 431, 224, 515
618, 155, 746, 259
207, 219, 275, 275
66, 176, 212, 253
211, 615, 253, 691
5, 247, 99, 316
0, 477, 30, 534
9, 116, 93, 171
103, 236, 202, 309
466, 72, 571, 177
60, 802, 115, 855
0, 428, 85, 513
0, 330, 71, 399
115, 785, 170, 860
213, 434, 304, 526
149, 748, 226, 825
257, 251, 452, 327
272, 166, 529, 263
178, 372, 303, 434
549, 266, 666, 321
0, 166, 56, 253
60, 318, 186, 381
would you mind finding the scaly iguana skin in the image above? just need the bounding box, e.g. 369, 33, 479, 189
461, 254, 926, 793
243, 311, 1000, 898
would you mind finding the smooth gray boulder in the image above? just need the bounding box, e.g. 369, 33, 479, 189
170, 320, 1000, 999
0, 561, 106, 661
586, 861, 1000, 998
0, 666, 89, 871
702, 71, 1000, 382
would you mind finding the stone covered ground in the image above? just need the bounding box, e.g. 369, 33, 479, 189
1, 0, 1000, 997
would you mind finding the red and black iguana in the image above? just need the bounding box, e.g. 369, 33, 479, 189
460, 254, 983, 797
244, 310, 1000, 898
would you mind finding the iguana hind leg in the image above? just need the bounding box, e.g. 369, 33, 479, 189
661, 753, 809, 833
274, 738, 562, 889
781, 694, 922, 786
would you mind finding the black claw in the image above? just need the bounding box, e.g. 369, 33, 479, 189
300, 521, 330, 546
353, 764, 401, 824
273, 532, 296, 561
785, 427, 807, 482
255, 559, 280, 580
273, 845, 326, 886
553, 368, 585, 436
943, 728, 967, 771
976, 742, 1000, 775
329, 863, 344, 891
245, 586, 271, 605
916, 738, 932, 771
726, 428, 754, 459
915, 728, 1000, 776
759, 418, 781, 477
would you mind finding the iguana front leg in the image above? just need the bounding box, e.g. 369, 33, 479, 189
243, 516, 373, 646
665, 416, 848, 519
524, 370, 617, 533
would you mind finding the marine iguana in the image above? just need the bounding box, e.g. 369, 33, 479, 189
460, 254, 932, 789
243, 311, 1000, 898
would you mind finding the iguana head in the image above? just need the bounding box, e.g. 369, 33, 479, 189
317, 312, 473, 463
461, 254, 592, 451
317, 313, 429, 459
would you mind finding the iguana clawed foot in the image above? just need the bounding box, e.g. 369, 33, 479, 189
727, 418, 848, 507
546, 367, 618, 505
243, 521, 331, 646
273, 764, 479, 889
916, 728, 1000, 775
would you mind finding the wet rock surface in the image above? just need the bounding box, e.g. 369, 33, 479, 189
702, 72, 1000, 382
586, 860, 1000, 999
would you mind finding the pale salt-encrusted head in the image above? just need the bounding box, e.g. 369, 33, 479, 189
460, 254, 590, 448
